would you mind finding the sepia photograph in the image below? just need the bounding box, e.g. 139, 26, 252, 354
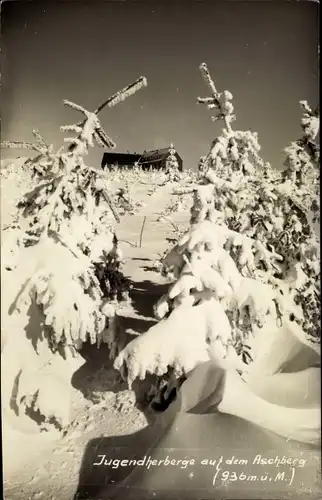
1, 0, 320, 499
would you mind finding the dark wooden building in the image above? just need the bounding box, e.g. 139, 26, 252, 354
139, 148, 183, 171
101, 152, 141, 169
101, 147, 183, 171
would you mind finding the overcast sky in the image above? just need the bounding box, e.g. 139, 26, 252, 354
1, 0, 319, 171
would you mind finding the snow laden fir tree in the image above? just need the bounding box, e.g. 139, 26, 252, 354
165, 143, 181, 182
279, 100, 320, 344
114, 63, 320, 396
1, 76, 147, 432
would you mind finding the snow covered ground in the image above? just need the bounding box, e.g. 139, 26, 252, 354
2, 159, 320, 500
1, 159, 191, 499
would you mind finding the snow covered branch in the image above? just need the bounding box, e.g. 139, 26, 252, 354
198, 62, 236, 130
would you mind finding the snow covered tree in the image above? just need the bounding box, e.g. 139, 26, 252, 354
113, 180, 145, 215
113, 64, 320, 398
197, 155, 207, 177
1, 76, 147, 432
282, 100, 320, 222
276, 101, 320, 346
165, 143, 181, 182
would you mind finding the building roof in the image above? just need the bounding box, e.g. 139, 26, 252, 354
101, 152, 141, 167
101, 147, 183, 167
139, 147, 182, 164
